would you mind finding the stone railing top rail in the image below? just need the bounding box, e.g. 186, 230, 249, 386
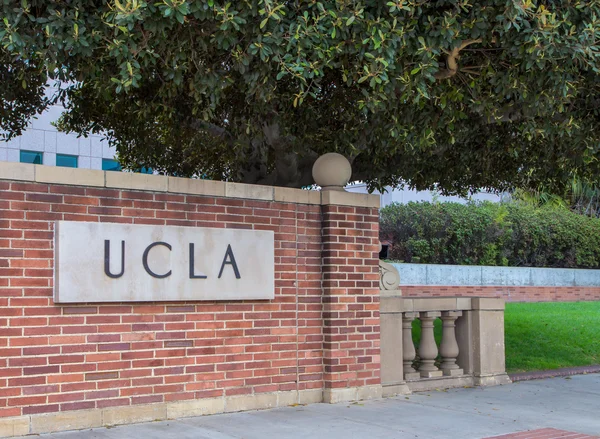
393, 262, 600, 287
0, 162, 379, 208
381, 296, 505, 313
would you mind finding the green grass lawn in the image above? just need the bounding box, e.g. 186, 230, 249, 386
411, 301, 600, 373
504, 301, 600, 372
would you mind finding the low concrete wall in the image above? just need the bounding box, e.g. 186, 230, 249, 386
393, 263, 600, 287
392, 263, 600, 302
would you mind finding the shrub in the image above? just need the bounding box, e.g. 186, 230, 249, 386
380, 201, 600, 268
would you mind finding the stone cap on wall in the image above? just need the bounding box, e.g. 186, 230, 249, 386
393, 262, 600, 287
380, 296, 505, 313
0, 162, 379, 208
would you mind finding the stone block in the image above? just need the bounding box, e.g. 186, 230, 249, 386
277, 391, 299, 407
6, 148, 19, 162
90, 157, 102, 170
0, 416, 29, 438
79, 156, 91, 169
404, 372, 421, 381
443, 368, 464, 377
420, 370, 443, 378
167, 176, 226, 197
44, 131, 57, 152
472, 309, 507, 377
167, 397, 225, 419
91, 137, 103, 157
393, 263, 427, 285
413, 298, 459, 312
380, 313, 404, 387
297, 389, 323, 405
5, 135, 20, 149
530, 267, 575, 287
79, 137, 92, 156
320, 190, 380, 208
474, 373, 512, 386
323, 387, 357, 404
103, 403, 167, 426
0, 161, 35, 181
21, 129, 45, 151
481, 266, 531, 286
456, 311, 474, 375
225, 182, 274, 201
36, 165, 104, 187
426, 264, 482, 286
356, 385, 383, 401
224, 393, 277, 413
31, 410, 102, 434
273, 187, 320, 205
406, 375, 474, 393
419, 311, 441, 319
471, 298, 505, 311
323, 385, 382, 404
574, 269, 600, 287
456, 297, 472, 310
105, 171, 168, 192
54, 221, 275, 303
382, 383, 410, 397
44, 152, 56, 166
57, 132, 79, 155
380, 297, 412, 313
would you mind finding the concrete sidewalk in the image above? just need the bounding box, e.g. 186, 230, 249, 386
42, 374, 600, 439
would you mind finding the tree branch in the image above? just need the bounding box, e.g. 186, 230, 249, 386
187, 117, 233, 143
435, 39, 483, 80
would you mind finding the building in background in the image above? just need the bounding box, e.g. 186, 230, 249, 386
0, 100, 123, 171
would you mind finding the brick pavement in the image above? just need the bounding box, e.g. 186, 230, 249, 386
484, 428, 599, 439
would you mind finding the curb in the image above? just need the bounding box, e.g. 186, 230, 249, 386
509, 365, 600, 382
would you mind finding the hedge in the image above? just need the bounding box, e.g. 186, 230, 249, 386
379, 201, 600, 268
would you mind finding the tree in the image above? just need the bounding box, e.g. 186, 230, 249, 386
1, 0, 600, 192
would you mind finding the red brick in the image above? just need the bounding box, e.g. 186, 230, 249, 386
22, 404, 59, 415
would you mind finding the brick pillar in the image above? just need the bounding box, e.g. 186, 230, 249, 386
320, 192, 382, 403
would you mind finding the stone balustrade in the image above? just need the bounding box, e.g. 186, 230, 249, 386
380, 294, 512, 395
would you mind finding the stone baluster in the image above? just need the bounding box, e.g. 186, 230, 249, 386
402, 312, 421, 380
418, 311, 443, 378
439, 311, 464, 376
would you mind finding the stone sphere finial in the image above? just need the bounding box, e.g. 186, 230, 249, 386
312, 153, 352, 191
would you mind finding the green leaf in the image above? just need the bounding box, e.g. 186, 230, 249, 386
346, 16, 355, 26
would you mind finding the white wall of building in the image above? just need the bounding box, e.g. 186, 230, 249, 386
0, 98, 117, 169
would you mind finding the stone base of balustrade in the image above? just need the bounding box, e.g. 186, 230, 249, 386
404, 372, 421, 381
381, 382, 411, 397
443, 368, 464, 377
405, 375, 474, 393
420, 370, 443, 378
383, 372, 511, 395
474, 373, 512, 387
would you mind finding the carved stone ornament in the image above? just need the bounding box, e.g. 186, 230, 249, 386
379, 260, 400, 291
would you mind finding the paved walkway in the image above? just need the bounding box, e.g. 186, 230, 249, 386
42, 374, 600, 439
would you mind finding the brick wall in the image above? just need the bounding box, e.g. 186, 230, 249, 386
401, 285, 600, 302
0, 169, 381, 424
321, 205, 380, 393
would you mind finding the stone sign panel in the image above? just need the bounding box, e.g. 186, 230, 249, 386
54, 221, 275, 303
